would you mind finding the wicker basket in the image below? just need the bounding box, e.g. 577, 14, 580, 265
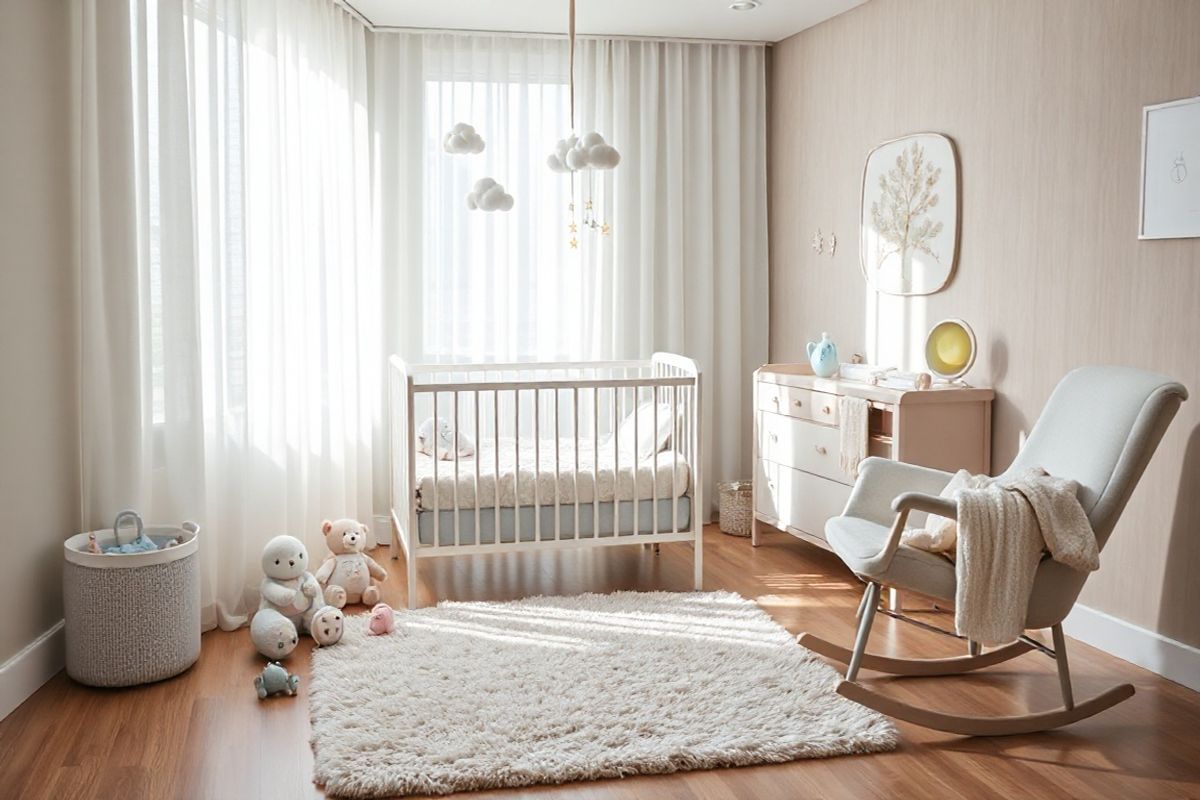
62, 510, 201, 687
717, 481, 753, 537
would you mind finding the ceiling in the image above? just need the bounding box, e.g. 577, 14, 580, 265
345, 0, 868, 43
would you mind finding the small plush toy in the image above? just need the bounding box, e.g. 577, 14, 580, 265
366, 603, 396, 636
315, 519, 388, 607
255, 661, 300, 699
104, 531, 160, 554
250, 608, 299, 660
417, 416, 476, 460
309, 605, 345, 647
259, 534, 322, 630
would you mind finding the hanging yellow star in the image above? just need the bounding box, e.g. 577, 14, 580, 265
568, 222, 578, 233
585, 199, 593, 211
569, 238, 578, 249
568, 202, 575, 212
601, 223, 611, 235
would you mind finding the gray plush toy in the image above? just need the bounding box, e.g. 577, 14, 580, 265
255, 661, 300, 699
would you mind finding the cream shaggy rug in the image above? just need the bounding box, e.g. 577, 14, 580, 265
309, 591, 896, 798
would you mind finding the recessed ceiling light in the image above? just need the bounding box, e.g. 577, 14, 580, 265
729, 0, 760, 10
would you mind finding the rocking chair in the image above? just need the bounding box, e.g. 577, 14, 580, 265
799, 366, 1187, 735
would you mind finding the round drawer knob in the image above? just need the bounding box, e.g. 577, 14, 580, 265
771, 396, 779, 404
793, 399, 802, 407
822, 406, 831, 414
814, 445, 827, 455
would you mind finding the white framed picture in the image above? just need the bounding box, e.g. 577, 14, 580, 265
860, 133, 959, 296
1140, 95, 1200, 239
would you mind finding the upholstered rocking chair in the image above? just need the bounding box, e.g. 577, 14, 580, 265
799, 366, 1187, 735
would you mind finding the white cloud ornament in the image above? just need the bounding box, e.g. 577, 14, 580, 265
546, 135, 578, 173
443, 122, 485, 155
546, 131, 620, 172
466, 177, 514, 212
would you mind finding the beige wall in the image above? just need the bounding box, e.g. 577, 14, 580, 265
0, 0, 78, 664
769, 0, 1200, 647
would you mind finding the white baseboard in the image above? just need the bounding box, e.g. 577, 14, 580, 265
0, 620, 65, 722
1063, 604, 1200, 693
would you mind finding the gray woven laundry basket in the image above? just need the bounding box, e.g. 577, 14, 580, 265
63, 510, 201, 687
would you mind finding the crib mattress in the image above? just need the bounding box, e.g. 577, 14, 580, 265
414, 438, 690, 512
416, 497, 692, 547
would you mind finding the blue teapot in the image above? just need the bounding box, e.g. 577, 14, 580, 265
806, 332, 839, 378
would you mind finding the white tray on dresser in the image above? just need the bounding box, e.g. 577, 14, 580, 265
752, 363, 994, 551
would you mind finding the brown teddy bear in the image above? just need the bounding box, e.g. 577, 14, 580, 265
314, 518, 388, 607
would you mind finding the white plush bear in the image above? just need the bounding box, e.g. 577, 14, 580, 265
315, 518, 388, 607
417, 416, 475, 461
259, 534, 322, 630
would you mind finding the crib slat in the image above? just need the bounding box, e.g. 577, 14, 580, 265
612, 387, 619, 538
494, 384, 500, 546
534, 387, 541, 543
453, 390, 461, 546
592, 387, 600, 539
652, 386, 659, 536
573, 386, 580, 541
432, 390, 440, 549
554, 388, 562, 541
633, 385, 640, 536
514, 386, 521, 545
474, 390, 481, 547
672, 385, 679, 534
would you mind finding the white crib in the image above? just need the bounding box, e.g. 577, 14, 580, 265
389, 353, 703, 608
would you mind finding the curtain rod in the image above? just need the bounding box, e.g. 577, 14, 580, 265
335, 0, 771, 47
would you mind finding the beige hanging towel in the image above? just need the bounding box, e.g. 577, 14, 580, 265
838, 396, 869, 479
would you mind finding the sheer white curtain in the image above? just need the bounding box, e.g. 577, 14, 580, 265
73, 0, 374, 630
372, 33, 769, 512
73, 13, 767, 628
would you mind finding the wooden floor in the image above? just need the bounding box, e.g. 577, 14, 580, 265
2, 526, 1199, 799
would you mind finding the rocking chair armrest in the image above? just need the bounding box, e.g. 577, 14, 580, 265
892, 491, 958, 518
869, 493, 956, 573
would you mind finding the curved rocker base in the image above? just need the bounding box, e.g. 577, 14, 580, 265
836, 679, 1135, 736
798, 633, 1033, 677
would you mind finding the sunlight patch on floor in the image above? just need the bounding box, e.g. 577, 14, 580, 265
756, 572, 853, 591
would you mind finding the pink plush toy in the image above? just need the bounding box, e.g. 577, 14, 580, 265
366, 603, 395, 636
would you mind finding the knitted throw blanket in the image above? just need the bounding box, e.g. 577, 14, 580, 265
954, 468, 1099, 646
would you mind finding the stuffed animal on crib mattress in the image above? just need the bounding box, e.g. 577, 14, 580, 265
417, 416, 476, 460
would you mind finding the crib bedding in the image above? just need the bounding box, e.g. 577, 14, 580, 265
417, 497, 692, 546
413, 437, 690, 512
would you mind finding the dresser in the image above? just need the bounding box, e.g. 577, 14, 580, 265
752, 363, 993, 550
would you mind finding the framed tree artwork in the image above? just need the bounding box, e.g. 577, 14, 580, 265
860, 133, 960, 295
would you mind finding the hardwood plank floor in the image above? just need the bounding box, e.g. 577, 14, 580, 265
2, 526, 1198, 799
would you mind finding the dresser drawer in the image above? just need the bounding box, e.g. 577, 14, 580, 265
757, 382, 839, 426
756, 461, 852, 540
759, 411, 847, 484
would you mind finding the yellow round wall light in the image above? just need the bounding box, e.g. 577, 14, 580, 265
924, 318, 977, 382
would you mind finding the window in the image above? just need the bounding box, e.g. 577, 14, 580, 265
420, 58, 585, 362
